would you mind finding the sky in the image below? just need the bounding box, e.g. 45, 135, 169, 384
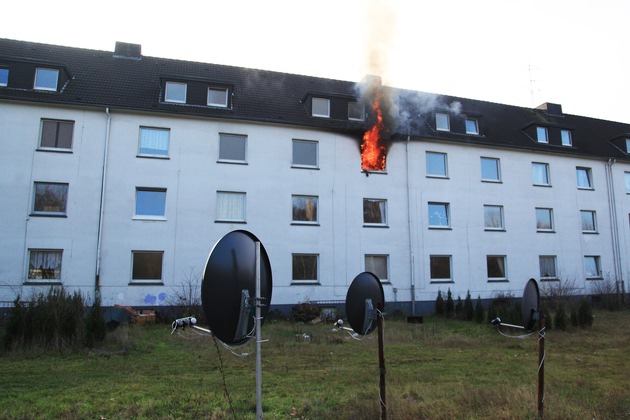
3, 0, 629, 123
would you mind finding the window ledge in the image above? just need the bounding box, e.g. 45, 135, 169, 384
24, 281, 62, 286
30, 213, 67, 218
37, 148, 73, 153
484, 228, 506, 232
586, 277, 603, 281
291, 281, 320, 286
533, 184, 552, 188
481, 179, 502, 184
363, 224, 389, 228
536, 230, 556, 233
582, 231, 599, 235
577, 187, 594, 191
428, 226, 452, 230
426, 175, 449, 179
488, 279, 509, 283
430, 280, 454, 284
291, 165, 320, 170
137, 155, 170, 160
217, 159, 248, 165
215, 220, 247, 224
291, 222, 320, 226
541, 278, 560, 282
133, 216, 167, 221
129, 281, 165, 286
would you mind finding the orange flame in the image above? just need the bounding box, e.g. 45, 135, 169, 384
361, 98, 386, 171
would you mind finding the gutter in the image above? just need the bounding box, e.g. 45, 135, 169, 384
605, 159, 624, 300
406, 135, 416, 315
95, 107, 112, 299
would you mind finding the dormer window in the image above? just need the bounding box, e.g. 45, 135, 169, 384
0, 68, 8, 87
165, 81, 187, 103
312, 97, 330, 118
626, 138, 630, 154
536, 126, 548, 143
348, 101, 364, 121
561, 129, 572, 146
207, 86, 228, 107
34, 68, 59, 91
465, 117, 479, 135
436, 113, 450, 131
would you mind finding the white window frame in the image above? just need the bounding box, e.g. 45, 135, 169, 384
207, 87, 229, 107
292, 139, 319, 168
348, 101, 364, 121
138, 127, 170, 158
428, 202, 450, 228
39, 119, 74, 150
580, 210, 597, 233
625, 172, 630, 194
536, 126, 548, 143
539, 255, 558, 280
430, 255, 452, 283
218, 133, 247, 163
291, 253, 319, 284
131, 250, 164, 283
561, 129, 572, 146
34, 67, 59, 91
426, 151, 448, 178
535, 207, 554, 232
134, 188, 167, 219
165, 81, 187, 103
484, 205, 504, 231
584, 255, 602, 279
312, 97, 330, 118
0, 68, 8, 87
576, 167, 593, 189
487, 255, 507, 281
216, 191, 246, 223
481, 157, 501, 182
27, 249, 63, 282
292, 195, 319, 225
465, 117, 479, 134
365, 254, 389, 282
363, 198, 388, 226
435, 113, 450, 131
32, 182, 69, 216
532, 162, 551, 186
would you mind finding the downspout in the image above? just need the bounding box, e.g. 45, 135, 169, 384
605, 159, 623, 300
406, 135, 416, 315
95, 107, 112, 300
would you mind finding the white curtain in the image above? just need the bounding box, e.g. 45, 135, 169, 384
217, 192, 245, 221
29, 250, 62, 279
140, 128, 169, 155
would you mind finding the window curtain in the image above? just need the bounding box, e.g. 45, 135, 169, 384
29, 250, 61, 279
532, 164, 548, 184
577, 170, 590, 187
539, 257, 556, 278
364, 200, 385, 224
217, 192, 245, 220
140, 128, 169, 155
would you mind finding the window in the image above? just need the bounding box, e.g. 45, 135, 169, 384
131, 251, 163, 282
348, 101, 364, 121
207, 87, 228, 107
165, 81, 187, 103
365, 255, 389, 282
135, 188, 166, 218
580, 210, 597, 233
435, 113, 450, 131
216, 191, 246, 222
536, 208, 554, 232
428, 202, 450, 228
430, 255, 452, 282
584, 256, 601, 279
561, 130, 572, 146
28, 249, 62, 281
626, 139, 630, 154
532, 162, 550, 186
576, 167, 593, 189
292, 139, 318, 168
536, 126, 548, 143
292, 195, 318, 224
0, 68, 8, 86
487, 255, 507, 281
539, 256, 557, 280
363, 198, 387, 226
40, 119, 74, 150
426, 152, 448, 177
312, 97, 330, 118
484, 205, 504, 230
625, 172, 630, 193
138, 127, 170, 157
34, 68, 59, 91
292, 254, 318, 283
32, 182, 68, 215
465, 118, 479, 134
218, 133, 247, 163
481, 157, 501, 182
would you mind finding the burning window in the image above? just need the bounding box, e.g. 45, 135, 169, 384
359, 76, 393, 172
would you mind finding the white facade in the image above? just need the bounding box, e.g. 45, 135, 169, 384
2, 99, 629, 313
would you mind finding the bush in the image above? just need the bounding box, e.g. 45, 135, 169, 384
85, 299, 107, 348
291, 302, 321, 323
464, 291, 474, 321
474, 296, 485, 324
455, 296, 463, 320
578, 298, 594, 328
435, 290, 445, 316
554, 302, 568, 331
445, 289, 455, 319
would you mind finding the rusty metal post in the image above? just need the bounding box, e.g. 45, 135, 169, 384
537, 315, 545, 419
377, 302, 386, 420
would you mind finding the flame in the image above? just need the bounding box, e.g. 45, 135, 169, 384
361, 97, 386, 171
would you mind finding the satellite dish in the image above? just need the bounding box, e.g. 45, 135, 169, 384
522, 278, 540, 331
201, 230, 272, 345
346, 272, 385, 335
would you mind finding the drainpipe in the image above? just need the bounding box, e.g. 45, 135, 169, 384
406, 135, 416, 315
605, 158, 623, 301
95, 107, 112, 300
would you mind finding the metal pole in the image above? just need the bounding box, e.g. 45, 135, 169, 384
377, 302, 386, 420
255, 241, 263, 420
537, 315, 545, 419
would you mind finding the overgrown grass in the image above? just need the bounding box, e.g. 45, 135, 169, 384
1, 311, 629, 419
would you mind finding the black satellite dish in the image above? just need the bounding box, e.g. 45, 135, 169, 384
201, 230, 272, 345
522, 278, 540, 331
346, 272, 385, 335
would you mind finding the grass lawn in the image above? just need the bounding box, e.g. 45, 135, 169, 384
1, 310, 629, 419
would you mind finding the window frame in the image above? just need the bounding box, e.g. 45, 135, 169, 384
348, 101, 365, 121
624, 172, 630, 194
561, 129, 573, 146
34, 67, 59, 91
292, 195, 319, 225
0, 67, 8, 87
291, 253, 319, 284
430, 255, 452, 283
584, 255, 602, 279
207, 86, 229, 107
435, 113, 450, 131
39, 119, 74, 151
480, 157, 501, 182
312, 97, 330, 118
131, 250, 164, 284
363, 198, 388, 227
580, 210, 597, 233
465, 117, 479, 135
218, 133, 247, 164
216, 191, 246, 223
138, 126, 170, 158
426, 151, 448, 178
32, 182, 69, 216
365, 254, 389, 282
292, 139, 319, 168
576, 167, 593, 190
134, 187, 167, 219
165, 81, 187, 103
487, 255, 507, 282
532, 162, 551, 186
27, 249, 63, 282
428, 202, 450, 229
536, 126, 548, 143
535, 207, 554, 232
484, 205, 505, 231
539, 255, 558, 281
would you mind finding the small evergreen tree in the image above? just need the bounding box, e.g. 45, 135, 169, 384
577, 298, 594, 328
455, 296, 463, 320
435, 290, 445, 316
464, 290, 474, 321
487, 301, 497, 324
570, 306, 579, 327
85, 299, 107, 348
445, 288, 455, 319
554, 302, 568, 331
541, 306, 552, 331
473, 295, 485, 324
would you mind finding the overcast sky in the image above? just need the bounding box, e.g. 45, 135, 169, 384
3, 0, 629, 123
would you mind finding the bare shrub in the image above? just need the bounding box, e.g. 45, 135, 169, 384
540, 277, 579, 311
589, 275, 623, 311
164, 268, 203, 322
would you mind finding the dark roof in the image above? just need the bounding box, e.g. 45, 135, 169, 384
2, 37, 629, 161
